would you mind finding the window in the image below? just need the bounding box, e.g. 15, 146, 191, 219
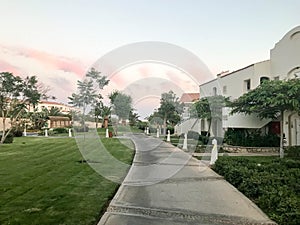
213, 87, 217, 96
244, 79, 251, 92
260, 76, 270, 84
274, 76, 280, 80
222, 85, 227, 94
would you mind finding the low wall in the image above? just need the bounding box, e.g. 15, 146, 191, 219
0, 117, 12, 131
223, 145, 279, 153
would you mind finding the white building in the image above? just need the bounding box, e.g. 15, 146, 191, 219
35, 101, 75, 114
199, 26, 300, 146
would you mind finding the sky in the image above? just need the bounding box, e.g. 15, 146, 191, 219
1, 0, 300, 118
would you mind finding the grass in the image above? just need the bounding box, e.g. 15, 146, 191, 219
0, 135, 135, 225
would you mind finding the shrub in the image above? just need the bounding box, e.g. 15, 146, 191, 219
0, 133, 14, 143
212, 157, 300, 225
12, 129, 23, 137
167, 126, 174, 134
224, 128, 280, 147
286, 146, 300, 158
53, 127, 68, 134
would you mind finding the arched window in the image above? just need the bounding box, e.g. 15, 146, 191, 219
260, 76, 270, 84
287, 67, 300, 80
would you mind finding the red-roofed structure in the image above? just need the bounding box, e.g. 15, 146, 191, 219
179, 93, 199, 103
179, 93, 199, 120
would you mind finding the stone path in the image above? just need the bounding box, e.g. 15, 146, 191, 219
98, 134, 276, 225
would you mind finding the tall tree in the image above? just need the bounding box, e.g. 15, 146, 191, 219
0, 72, 41, 144
230, 79, 300, 158
68, 68, 109, 128
109, 91, 132, 123
190, 95, 228, 136
157, 91, 183, 135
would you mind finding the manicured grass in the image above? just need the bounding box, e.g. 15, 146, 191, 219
212, 156, 300, 225
0, 136, 135, 225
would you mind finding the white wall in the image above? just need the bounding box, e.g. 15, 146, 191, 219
175, 118, 201, 135
271, 26, 300, 79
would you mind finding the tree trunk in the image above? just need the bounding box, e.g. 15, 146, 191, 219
0, 117, 6, 144
280, 111, 284, 158
104, 117, 108, 129
163, 115, 167, 135
207, 119, 212, 137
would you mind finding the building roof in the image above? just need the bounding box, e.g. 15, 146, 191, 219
39, 101, 70, 107
180, 93, 200, 103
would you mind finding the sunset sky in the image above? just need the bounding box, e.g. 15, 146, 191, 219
1, 0, 300, 118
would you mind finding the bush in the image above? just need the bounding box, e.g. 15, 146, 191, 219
212, 157, 300, 225
0, 133, 14, 143
286, 146, 300, 158
53, 127, 68, 134
12, 129, 23, 137
167, 126, 174, 134
224, 128, 280, 147
198, 135, 209, 145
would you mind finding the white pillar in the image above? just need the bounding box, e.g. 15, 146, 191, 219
210, 138, 218, 165
45, 129, 48, 137
183, 133, 188, 150
167, 130, 171, 142
105, 128, 109, 138
68, 129, 72, 137
146, 127, 149, 135
156, 128, 160, 138
144, 127, 147, 133
23, 127, 27, 137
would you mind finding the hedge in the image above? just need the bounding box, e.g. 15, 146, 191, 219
212, 156, 300, 225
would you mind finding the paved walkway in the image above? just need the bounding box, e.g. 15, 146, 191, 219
98, 134, 276, 225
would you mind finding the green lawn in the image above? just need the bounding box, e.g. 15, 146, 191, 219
0, 136, 135, 225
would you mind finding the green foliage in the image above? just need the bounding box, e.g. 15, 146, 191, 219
0, 133, 14, 143
230, 79, 300, 119
53, 127, 68, 134
213, 157, 300, 225
136, 121, 147, 131
0, 72, 41, 143
109, 91, 132, 121
286, 146, 300, 158
224, 128, 280, 147
12, 128, 23, 137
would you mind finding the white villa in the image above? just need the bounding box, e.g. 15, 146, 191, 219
176, 26, 300, 146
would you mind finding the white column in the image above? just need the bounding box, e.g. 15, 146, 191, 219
23, 126, 27, 137
167, 130, 171, 142
156, 128, 160, 138
210, 138, 218, 165
68, 129, 72, 137
183, 133, 188, 150
45, 129, 48, 137
105, 128, 109, 138
146, 127, 149, 135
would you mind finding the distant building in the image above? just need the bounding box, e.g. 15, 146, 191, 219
36, 101, 75, 114
179, 93, 200, 120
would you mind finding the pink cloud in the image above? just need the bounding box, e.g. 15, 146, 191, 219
22, 48, 87, 77
0, 60, 22, 75
0, 44, 87, 78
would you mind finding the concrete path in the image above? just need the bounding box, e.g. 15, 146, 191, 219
98, 134, 276, 225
